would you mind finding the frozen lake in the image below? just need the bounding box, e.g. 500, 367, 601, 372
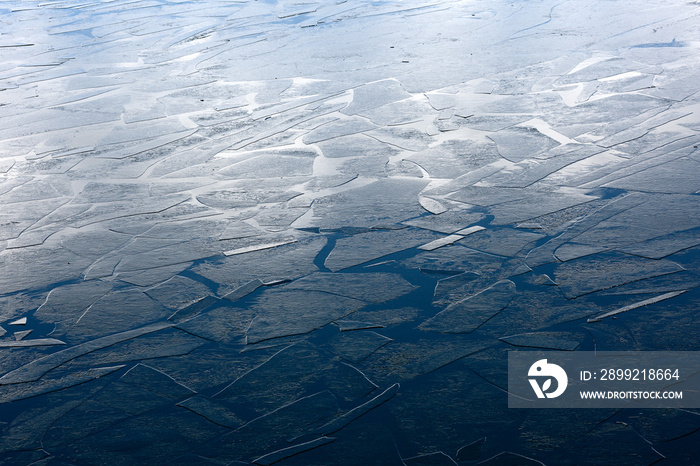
1, 0, 699, 464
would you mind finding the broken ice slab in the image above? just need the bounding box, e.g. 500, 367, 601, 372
146, 275, 215, 310
518, 270, 555, 287
407, 136, 504, 176
324, 228, 442, 272
5, 225, 60, 249
334, 320, 385, 331
0, 177, 72, 204
222, 279, 265, 303
224, 237, 298, 256
561, 54, 660, 82
458, 114, 533, 132
523, 192, 648, 267
447, 185, 529, 207
358, 333, 489, 383
137, 217, 230, 241
76, 235, 179, 275
487, 127, 560, 162
174, 302, 256, 346
147, 344, 281, 394
178, 395, 244, 429
112, 238, 223, 274
617, 228, 700, 259
195, 178, 307, 210
0, 159, 15, 173
308, 178, 429, 230
315, 383, 399, 436
404, 244, 503, 275
363, 97, 437, 127
61, 327, 208, 370
554, 251, 685, 299
565, 194, 700, 253
75, 181, 150, 204
587, 290, 688, 323
345, 306, 420, 328
302, 116, 378, 144
0, 338, 64, 348
476, 145, 606, 189
219, 221, 265, 240
479, 286, 601, 337
425, 91, 457, 110
33, 280, 113, 337
420, 280, 515, 334
191, 235, 326, 297
364, 125, 433, 151
403, 452, 457, 466
571, 95, 662, 134
0, 106, 121, 142
0, 198, 70, 241
119, 363, 195, 401
541, 149, 631, 187
93, 129, 197, 159
456, 228, 544, 257
602, 157, 700, 194
254, 205, 309, 231
593, 268, 700, 295
499, 331, 581, 351
418, 196, 447, 215
456, 437, 486, 462
604, 128, 694, 161
253, 437, 336, 466
9, 317, 27, 325
0, 365, 124, 404
402, 207, 485, 234
315, 132, 400, 159
249, 91, 338, 121
341, 79, 411, 116
417, 234, 465, 251
245, 290, 367, 344
229, 108, 336, 151
326, 331, 392, 364
63, 194, 191, 229
326, 361, 378, 403
334, 152, 404, 178
574, 138, 697, 189
213, 342, 371, 415
217, 152, 315, 179
488, 188, 599, 226
42, 399, 132, 453
280, 272, 416, 303
118, 262, 195, 287
66, 288, 170, 341
595, 108, 693, 148
209, 391, 339, 463
0, 322, 171, 385
0, 244, 93, 294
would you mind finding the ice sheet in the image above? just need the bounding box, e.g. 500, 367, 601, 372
420, 280, 516, 334
245, 290, 367, 344
1, 0, 699, 463
325, 228, 441, 272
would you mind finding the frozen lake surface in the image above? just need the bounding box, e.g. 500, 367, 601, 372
1, 0, 699, 464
